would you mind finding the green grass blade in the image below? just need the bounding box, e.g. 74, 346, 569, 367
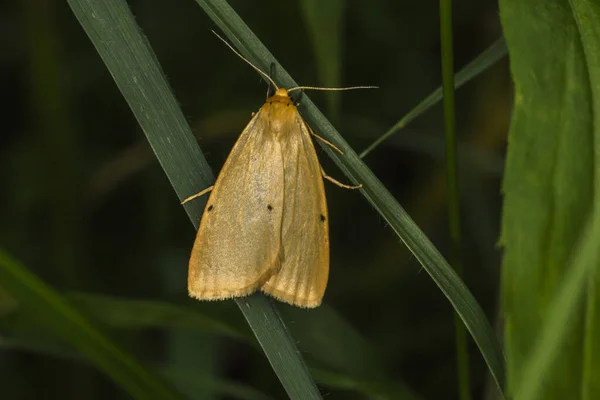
500, 0, 600, 398
440, 1, 471, 399
359, 36, 507, 159
0, 250, 184, 400
66, 0, 213, 209
234, 294, 321, 399
193, 0, 505, 394
66, 0, 322, 398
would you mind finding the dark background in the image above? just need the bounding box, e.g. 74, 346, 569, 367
0, 0, 510, 398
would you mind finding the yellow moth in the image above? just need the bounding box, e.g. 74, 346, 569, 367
184, 34, 374, 308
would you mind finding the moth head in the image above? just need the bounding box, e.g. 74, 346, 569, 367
266, 88, 294, 106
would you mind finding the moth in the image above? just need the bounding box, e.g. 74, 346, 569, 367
184, 34, 373, 307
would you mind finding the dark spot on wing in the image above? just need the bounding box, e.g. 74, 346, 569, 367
267, 204, 273, 211
207, 205, 214, 212
320, 214, 326, 222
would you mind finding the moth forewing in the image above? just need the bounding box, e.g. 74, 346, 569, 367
188, 107, 285, 300
261, 109, 329, 308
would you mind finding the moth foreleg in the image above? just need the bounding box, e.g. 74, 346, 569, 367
309, 128, 344, 155
181, 186, 214, 205
320, 166, 361, 190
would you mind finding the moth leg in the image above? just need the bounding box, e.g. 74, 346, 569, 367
181, 186, 214, 205
320, 166, 362, 190
309, 129, 344, 155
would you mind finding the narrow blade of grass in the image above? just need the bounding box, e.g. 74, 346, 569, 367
66, 0, 322, 398
440, 1, 471, 399
359, 36, 507, 158
193, 0, 505, 394
0, 250, 184, 400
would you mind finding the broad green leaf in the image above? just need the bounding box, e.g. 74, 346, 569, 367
0, 250, 184, 400
500, 0, 600, 399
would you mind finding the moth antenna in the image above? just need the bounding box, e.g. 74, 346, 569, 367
288, 85, 378, 93
212, 31, 279, 90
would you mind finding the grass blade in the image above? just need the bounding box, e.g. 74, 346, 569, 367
0, 250, 184, 400
66, 0, 322, 398
359, 36, 507, 159
440, 1, 471, 399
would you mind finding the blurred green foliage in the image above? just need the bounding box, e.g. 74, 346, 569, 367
500, 0, 600, 399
